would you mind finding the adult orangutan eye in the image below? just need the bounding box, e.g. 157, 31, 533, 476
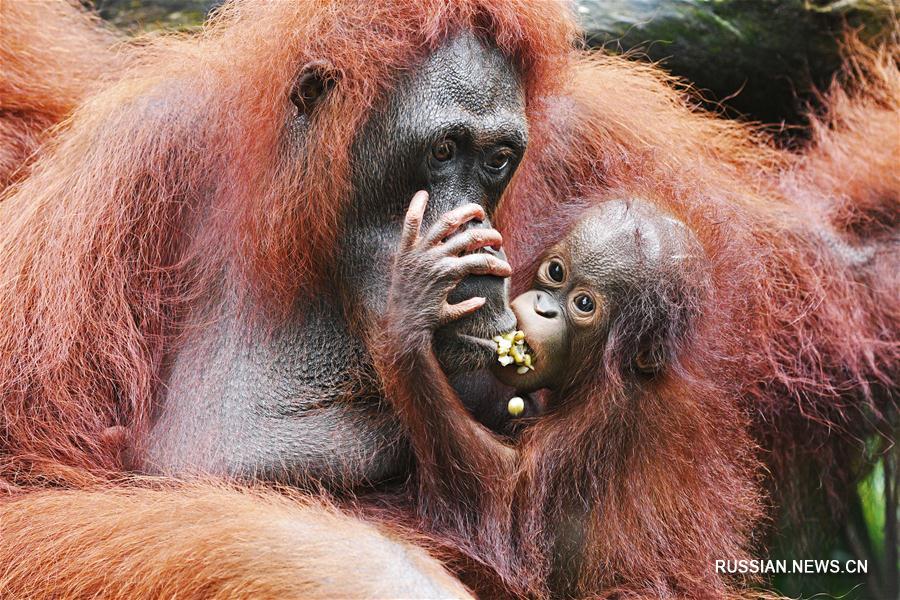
290, 61, 337, 114
485, 148, 513, 172
573, 293, 595, 314
431, 139, 456, 164
548, 260, 564, 283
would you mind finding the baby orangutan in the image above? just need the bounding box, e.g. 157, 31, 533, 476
373, 191, 760, 598
490, 198, 701, 396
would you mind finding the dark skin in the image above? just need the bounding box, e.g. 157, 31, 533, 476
491, 200, 699, 394
143, 33, 524, 487
375, 196, 703, 592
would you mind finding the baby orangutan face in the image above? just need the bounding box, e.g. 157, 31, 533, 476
492, 199, 699, 393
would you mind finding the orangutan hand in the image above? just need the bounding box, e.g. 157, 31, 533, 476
385, 191, 511, 345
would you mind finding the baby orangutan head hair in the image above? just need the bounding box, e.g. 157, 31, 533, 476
493, 198, 708, 397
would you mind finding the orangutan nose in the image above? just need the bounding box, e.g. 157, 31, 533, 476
533, 291, 559, 319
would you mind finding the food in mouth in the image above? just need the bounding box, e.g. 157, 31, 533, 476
494, 330, 535, 375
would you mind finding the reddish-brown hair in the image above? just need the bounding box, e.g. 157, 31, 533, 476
0, 480, 472, 598
365, 38, 897, 598
0, 1, 125, 187
0, 0, 576, 487
0, 2, 895, 597
499, 39, 898, 570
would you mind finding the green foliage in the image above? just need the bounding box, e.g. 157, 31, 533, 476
578, 0, 895, 127
89, 0, 209, 31
859, 456, 887, 559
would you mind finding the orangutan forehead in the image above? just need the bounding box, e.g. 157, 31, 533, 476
351, 28, 528, 184
410, 31, 525, 117
557, 200, 699, 287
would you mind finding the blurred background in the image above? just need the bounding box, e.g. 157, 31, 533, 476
89, 0, 895, 135
83, 1, 899, 598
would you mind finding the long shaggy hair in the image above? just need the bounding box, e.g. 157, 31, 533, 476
0, 1, 896, 597
0, 0, 124, 187
0, 480, 471, 599
494, 36, 898, 595
0, 0, 575, 487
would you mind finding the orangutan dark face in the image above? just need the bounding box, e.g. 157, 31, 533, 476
344, 32, 524, 374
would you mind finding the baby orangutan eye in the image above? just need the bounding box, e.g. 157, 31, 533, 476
573, 293, 595, 314
548, 260, 564, 283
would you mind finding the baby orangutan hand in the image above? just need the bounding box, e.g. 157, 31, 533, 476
385, 191, 511, 346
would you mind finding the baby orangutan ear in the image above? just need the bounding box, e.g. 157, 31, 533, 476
634, 345, 665, 375
290, 60, 338, 114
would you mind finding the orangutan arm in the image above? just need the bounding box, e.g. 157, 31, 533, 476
0, 483, 471, 599
372, 192, 517, 505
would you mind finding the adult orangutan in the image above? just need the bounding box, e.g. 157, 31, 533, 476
0, 1, 897, 598
0, 0, 575, 595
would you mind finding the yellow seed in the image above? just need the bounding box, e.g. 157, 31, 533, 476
514, 331, 525, 341
523, 354, 532, 368
516, 365, 529, 375
510, 346, 523, 364
507, 396, 525, 416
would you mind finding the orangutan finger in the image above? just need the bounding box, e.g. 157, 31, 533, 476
399, 190, 428, 252
439, 297, 486, 325
446, 253, 512, 279
422, 203, 486, 247
436, 228, 503, 257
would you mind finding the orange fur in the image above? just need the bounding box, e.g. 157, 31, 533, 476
0, 1, 575, 595
0, 1, 895, 597
0, 0, 575, 486
499, 39, 899, 576
0, 482, 472, 598
0, 0, 124, 187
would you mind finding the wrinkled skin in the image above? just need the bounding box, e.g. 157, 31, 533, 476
492, 199, 703, 395
344, 32, 521, 373
381, 191, 512, 340
384, 191, 512, 347
144, 33, 523, 488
